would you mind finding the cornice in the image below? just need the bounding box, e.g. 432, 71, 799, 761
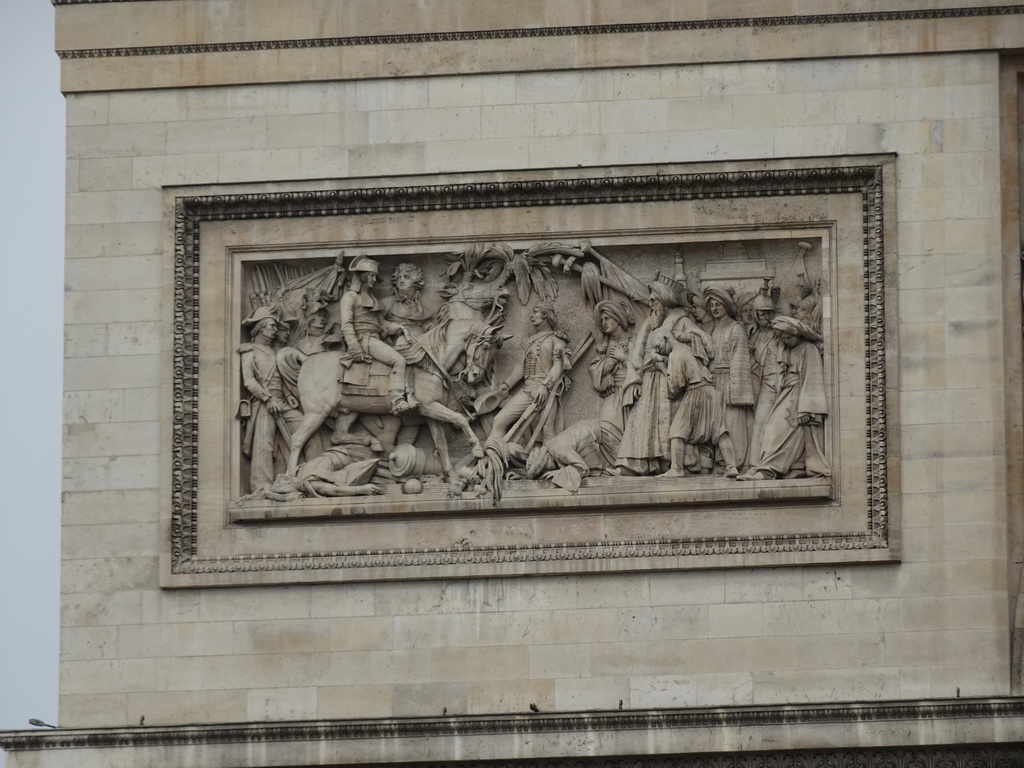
3, 698, 1023, 753
55, 5, 1024, 59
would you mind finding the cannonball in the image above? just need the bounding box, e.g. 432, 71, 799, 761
403, 478, 424, 495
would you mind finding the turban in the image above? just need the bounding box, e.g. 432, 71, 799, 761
594, 300, 634, 331
649, 280, 685, 308
703, 286, 739, 320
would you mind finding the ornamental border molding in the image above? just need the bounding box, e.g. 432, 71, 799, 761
2, 698, 1022, 753
170, 162, 890, 577
56, 5, 1024, 58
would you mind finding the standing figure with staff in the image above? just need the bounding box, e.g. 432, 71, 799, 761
238, 307, 304, 496
486, 304, 571, 446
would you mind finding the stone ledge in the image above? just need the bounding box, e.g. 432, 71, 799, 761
3, 698, 1023, 758
51, 4, 1024, 56
229, 478, 834, 523
54, 8, 1024, 93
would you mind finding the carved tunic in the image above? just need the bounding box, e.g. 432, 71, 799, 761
708, 316, 755, 467
510, 328, 569, 408
589, 337, 636, 431
240, 343, 283, 405
523, 332, 557, 382
614, 308, 699, 474
239, 342, 297, 495
340, 290, 385, 349
666, 342, 728, 446
536, 419, 622, 492
748, 324, 784, 466
708, 317, 755, 406
381, 294, 432, 364
489, 328, 569, 443
338, 287, 407, 397
382, 295, 432, 334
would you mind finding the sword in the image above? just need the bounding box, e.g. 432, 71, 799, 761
403, 327, 456, 391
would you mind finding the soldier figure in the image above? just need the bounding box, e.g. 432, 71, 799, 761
338, 256, 414, 414
487, 304, 570, 444
238, 306, 304, 495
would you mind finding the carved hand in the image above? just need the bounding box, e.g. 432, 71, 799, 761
533, 385, 549, 406
267, 397, 284, 415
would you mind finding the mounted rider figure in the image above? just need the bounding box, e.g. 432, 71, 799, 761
337, 255, 415, 415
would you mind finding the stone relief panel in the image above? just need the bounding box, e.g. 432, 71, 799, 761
166, 159, 896, 586
231, 239, 832, 513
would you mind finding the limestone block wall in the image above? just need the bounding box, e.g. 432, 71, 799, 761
60, 48, 1011, 726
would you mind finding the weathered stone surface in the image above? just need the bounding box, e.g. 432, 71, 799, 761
33, 5, 1024, 767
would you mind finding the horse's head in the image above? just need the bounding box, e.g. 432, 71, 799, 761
461, 324, 512, 386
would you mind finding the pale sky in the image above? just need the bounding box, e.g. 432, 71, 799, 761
0, 0, 65, 753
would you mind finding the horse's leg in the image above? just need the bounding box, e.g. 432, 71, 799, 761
394, 422, 419, 451
387, 421, 415, 450
305, 427, 327, 461
425, 417, 456, 483
358, 414, 404, 453
476, 412, 494, 442
288, 410, 328, 472
330, 411, 360, 446
293, 351, 343, 471
418, 400, 485, 460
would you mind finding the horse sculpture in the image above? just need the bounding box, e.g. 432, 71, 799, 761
286, 276, 511, 482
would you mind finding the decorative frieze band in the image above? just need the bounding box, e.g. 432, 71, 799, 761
55, 5, 1024, 59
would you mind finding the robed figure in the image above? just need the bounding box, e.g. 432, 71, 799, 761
614, 276, 711, 475
741, 316, 831, 480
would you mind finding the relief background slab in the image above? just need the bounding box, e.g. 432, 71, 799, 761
163, 157, 898, 587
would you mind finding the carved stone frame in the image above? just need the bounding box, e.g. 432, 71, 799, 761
163, 157, 898, 587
